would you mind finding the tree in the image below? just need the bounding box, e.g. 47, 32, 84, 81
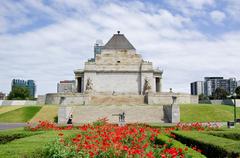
212, 87, 229, 99
8, 86, 31, 100
198, 93, 209, 101
235, 86, 240, 99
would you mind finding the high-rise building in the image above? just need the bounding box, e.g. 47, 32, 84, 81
204, 77, 237, 95
237, 80, 240, 87
204, 77, 224, 96
94, 40, 104, 60
190, 81, 204, 95
11, 79, 36, 98
57, 80, 76, 93
191, 77, 237, 96
0, 92, 5, 100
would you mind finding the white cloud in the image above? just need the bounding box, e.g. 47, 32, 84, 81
166, 0, 215, 17
210, 10, 226, 24
223, 0, 240, 21
186, 0, 215, 9
0, 0, 240, 95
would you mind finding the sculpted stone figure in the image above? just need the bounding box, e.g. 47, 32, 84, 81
85, 78, 93, 91
143, 78, 151, 94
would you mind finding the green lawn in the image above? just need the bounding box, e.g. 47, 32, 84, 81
172, 128, 240, 158
0, 104, 240, 123
30, 105, 58, 123
0, 128, 79, 158
0, 106, 23, 115
0, 106, 42, 123
180, 104, 240, 122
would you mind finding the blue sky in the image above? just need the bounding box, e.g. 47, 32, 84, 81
0, 0, 240, 95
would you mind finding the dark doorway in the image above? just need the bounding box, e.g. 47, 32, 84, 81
156, 77, 160, 92
77, 77, 82, 93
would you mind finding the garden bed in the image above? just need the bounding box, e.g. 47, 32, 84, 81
172, 131, 240, 158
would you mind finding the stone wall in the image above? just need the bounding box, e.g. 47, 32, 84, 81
44, 93, 90, 105
0, 100, 37, 106
86, 72, 142, 94
190, 95, 199, 104
210, 99, 240, 107
147, 92, 198, 105
69, 105, 166, 124
37, 95, 46, 105
58, 106, 73, 124
42, 92, 198, 105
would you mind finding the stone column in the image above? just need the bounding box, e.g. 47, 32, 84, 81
159, 77, 162, 92
58, 106, 73, 124
171, 96, 180, 123
75, 77, 78, 93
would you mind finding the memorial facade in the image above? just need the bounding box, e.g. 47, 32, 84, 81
40, 32, 198, 106
38, 31, 199, 124
74, 31, 162, 95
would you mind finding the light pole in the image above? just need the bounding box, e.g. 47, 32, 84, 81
232, 93, 237, 123
227, 93, 237, 128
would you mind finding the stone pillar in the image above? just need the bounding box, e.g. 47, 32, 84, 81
171, 96, 180, 123
159, 77, 162, 92
75, 77, 78, 93
58, 106, 73, 124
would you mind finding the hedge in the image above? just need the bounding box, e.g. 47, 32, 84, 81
156, 134, 206, 158
206, 131, 240, 141
172, 131, 240, 158
0, 130, 43, 144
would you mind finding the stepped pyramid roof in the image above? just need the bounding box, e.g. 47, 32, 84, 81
103, 31, 135, 50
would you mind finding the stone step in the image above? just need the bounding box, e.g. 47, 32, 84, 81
72, 105, 166, 123
90, 95, 145, 105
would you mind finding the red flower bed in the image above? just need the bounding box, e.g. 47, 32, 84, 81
53, 124, 187, 157
176, 122, 220, 131
26, 121, 73, 131
27, 120, 214, 157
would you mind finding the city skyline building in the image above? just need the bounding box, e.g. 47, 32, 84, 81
190, 77, 238, 96
0, 92, 5, 100
190, 81, 204, 95
11, 79, 36, 98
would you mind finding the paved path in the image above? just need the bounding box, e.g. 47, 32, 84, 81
0, 123, 26, 130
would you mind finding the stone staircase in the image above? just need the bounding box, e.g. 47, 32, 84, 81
72, 105, 166, 124
90, 95, 145, 105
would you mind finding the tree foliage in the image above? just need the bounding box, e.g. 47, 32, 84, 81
235, 86, 240, 99
8, 86, 31, 100
212, 87, 229, 99
199, 94, 209, 101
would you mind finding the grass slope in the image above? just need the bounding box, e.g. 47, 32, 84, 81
0, 106, 23, 115
180, 104, 240, 122
30, 105, 58, 123
0, 106, 42, 123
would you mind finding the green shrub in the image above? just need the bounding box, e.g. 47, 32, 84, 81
42, 138, 78, 158
207, 131, 240, 141
0, 130, 42, 144
156, 135, 206, 158
172, 131, 240, 158
0, 134, 26, 144
54, 116, 58, 123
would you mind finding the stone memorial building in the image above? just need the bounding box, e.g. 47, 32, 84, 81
74, 31, 162, 95
41, 31, 198, 106
38, 32, 198, 124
